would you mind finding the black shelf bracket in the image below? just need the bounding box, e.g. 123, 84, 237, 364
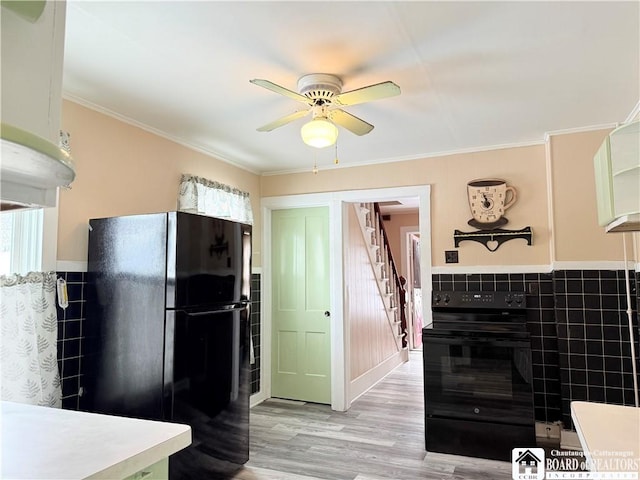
454, 226, 533, 252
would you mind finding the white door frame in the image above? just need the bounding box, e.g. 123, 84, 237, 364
400, 226, 420, 349
260, 185, 432, 411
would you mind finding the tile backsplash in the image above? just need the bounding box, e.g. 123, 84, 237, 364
553, 269, 638, 428
250, 273, 261, 395
432, 269, 639, 429
56, 272, 86, 410
56, 271, 262, 411
58, 267, 638, 432
432, 272, 562, 423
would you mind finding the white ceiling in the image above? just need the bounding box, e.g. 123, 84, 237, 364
63, 1, 640, 176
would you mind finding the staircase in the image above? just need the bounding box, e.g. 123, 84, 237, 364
354, 202, 408, 350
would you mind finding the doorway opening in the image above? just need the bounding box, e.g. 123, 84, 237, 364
261, 186, 432, 411
377, 200, 422, 351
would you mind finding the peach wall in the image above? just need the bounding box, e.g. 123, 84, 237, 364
346, 205, 399, 380
58, 100, 261, 265
58, 99, 637, 270
262, 145, 551, 267
548, 128, 631, 262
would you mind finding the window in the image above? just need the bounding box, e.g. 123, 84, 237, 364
0, 209, 44, 275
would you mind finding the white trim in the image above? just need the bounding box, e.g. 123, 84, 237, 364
54, 262, 262, 277
431, 264, 553, 274
400, 225, 420, 350
56, 260, 87, 272
544, 122, 618, 141
349, 350, 406, 404
262, 140, 546, 177
249, 390, 268, 409
545, 134, 557, 265
624, 101, 640, 124
261, 185, 431, 412
399, 226, 419, 281
431, 262, 639, 274
552, 260, 637, 271
41, 192, 59, 272
63, 95, 261, 175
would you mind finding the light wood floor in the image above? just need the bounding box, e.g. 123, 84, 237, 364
232, 351, 513, 480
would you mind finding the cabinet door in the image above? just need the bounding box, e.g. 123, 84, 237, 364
593, 137, 615, 226
124, 458, 168, 480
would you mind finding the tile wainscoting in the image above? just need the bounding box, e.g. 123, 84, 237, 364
55, 272, 262, 411
554, 270, 638, 429
432, 270, 639, 429
250, 273, 261, 395
431, 272, 562, 423
56, 272, 86, 410
56, 267, 637, 432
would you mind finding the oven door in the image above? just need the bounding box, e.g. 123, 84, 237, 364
423, 333, 534, 426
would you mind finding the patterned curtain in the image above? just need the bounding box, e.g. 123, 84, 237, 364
178, 174, 254, 224
0, 272, 62, 407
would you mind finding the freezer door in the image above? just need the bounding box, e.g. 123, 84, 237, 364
167, 212, 252, 309
84, 213, 169, 419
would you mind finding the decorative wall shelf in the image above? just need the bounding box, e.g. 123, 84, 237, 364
454, 226, 533, 252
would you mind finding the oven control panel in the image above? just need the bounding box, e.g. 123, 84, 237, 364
432, 290, 526, 309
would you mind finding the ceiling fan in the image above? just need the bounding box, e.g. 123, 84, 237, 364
250, 74, 401, 147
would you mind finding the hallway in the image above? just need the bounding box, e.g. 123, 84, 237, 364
233, 351, 512, 479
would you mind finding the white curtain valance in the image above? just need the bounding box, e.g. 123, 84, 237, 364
0, 271, 62, 408
178, 174, 253, 225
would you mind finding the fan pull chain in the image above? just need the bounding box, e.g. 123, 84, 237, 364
312, 150, 318, 174
334, 140, 339, 165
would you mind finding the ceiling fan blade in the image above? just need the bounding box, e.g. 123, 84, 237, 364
250, 79, 312, 105
334, 81, 401, 106
331, 109, 374, 136
256, 110, 310, 132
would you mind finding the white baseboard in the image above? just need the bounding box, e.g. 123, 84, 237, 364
250, 389, 268, 408
560, 429, 583, 451
535, 421, 561, 441
534, 422, 583, 451
349, 350, 406, 404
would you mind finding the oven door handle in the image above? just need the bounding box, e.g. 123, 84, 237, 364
423, 336, 530, 348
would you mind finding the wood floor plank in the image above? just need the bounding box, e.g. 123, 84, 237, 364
234, 351, 513, 479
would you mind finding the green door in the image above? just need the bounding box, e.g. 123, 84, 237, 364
271, 207, 331, 404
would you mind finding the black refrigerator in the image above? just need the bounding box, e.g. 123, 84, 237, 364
83, 211, 251, 479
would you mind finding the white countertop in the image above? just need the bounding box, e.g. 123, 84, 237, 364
571, 401, 640, 473
1, 401, 192, 479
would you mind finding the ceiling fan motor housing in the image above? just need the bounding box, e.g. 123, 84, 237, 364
297, 74, 343, 105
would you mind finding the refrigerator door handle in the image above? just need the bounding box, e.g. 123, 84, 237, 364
182, 303, 247, 316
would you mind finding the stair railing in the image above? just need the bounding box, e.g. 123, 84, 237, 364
372, 203, 408, 348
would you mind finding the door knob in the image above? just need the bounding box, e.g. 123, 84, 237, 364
324, 311, 331, 317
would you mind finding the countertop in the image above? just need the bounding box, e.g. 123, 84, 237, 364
1, 401, 192, 479
571, 401, 640, 473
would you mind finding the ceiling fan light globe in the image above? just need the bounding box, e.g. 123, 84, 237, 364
301, 118, 338, 148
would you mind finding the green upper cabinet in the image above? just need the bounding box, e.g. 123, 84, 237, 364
1, 1, 46, 22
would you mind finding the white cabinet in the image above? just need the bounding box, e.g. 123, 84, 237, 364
1, 1, 65, 142
593, 121, 640, 232
0, 1, 76, 209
